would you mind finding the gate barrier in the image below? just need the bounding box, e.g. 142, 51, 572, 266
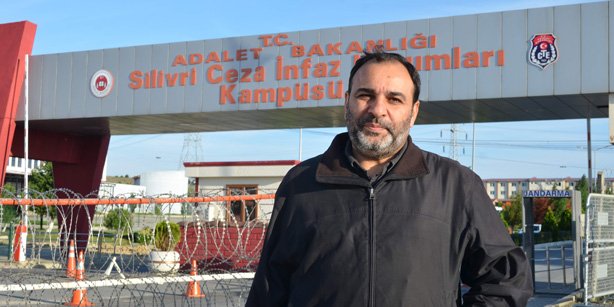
584, 194, 614, 305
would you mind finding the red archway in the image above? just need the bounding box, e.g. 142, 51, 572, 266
1, 21, 109, 250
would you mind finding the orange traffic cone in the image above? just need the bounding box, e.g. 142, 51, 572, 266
75, 250, 85, 281
185, 260, 205, 298
12, 223, 27, 262
64, 251, 94, 306
66, 240, 76, 278
64, 288, 94, 306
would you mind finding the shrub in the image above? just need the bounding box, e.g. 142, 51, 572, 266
133, 227, 152, 244
103, 208, 133, 231
154, 221, 180, 251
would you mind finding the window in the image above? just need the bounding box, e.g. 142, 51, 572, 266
226, 185, 258, 225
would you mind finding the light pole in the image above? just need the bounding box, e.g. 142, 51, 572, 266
593, 144, 613, 191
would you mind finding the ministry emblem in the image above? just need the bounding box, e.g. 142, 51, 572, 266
528, 34, 559, 69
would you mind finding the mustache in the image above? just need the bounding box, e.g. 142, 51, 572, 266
357, 114, 393, 132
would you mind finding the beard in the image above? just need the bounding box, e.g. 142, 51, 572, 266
345, 108, 411, 160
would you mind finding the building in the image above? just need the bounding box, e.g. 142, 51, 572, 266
184, 160, 299, 224
483, 177, 614, 202
4, 157, 43, 192
97, 181, 147, 213
135, 171, 189, 214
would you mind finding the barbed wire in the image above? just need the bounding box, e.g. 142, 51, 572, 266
0, 187, 274, 306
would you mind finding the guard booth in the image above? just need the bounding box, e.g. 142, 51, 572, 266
522, 190, 583, 295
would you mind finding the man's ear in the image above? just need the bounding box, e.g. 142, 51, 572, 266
409, 100, 420, 128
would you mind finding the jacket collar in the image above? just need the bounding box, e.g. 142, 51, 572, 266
315, 133, 429, 185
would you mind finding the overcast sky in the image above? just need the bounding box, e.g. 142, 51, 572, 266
3, 0, 612, 180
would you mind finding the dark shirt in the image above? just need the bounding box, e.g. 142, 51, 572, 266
344, 140, 408, 185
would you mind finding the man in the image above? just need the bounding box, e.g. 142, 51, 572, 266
247, 50, 533, 306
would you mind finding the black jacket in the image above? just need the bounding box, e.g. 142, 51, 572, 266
247, 133, 533, 306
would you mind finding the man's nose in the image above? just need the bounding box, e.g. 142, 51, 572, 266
368, 95, 387, 117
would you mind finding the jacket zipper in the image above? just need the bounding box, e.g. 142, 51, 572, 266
368, 186, 376, 307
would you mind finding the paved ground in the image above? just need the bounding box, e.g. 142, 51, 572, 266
531, 242, 578, 306
0, 241, 583, 306
528, 293, 569, 306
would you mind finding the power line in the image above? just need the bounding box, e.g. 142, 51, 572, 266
179, 133, 204, 168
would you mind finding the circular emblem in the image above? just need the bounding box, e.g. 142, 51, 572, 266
90, 69, 114, 98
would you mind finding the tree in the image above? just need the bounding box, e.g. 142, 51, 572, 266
575, 175, 588, 213
29, 162, 54, 192
542, 208, 558, 232
501, 194, 523, 232
532, 198, 550, 224
1, 184, 20, 223
559, 208, 572, 231
28, 162, 57, 229
550, 197, 568, 216
551, 196, 572, 232
542, 207, 559, 241
103, 208, 133, 233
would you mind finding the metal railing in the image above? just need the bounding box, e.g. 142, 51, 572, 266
534, 241, 575, 293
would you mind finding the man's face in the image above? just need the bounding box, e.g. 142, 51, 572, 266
345, 60, 420, 160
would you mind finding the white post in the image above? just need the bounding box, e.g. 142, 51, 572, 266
24, 54, 29, 199
17, 54, 30, 262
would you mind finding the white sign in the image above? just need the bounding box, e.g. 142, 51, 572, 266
597, 264, 609, 279
598, 212, 609, 226
523, 190, 571, 198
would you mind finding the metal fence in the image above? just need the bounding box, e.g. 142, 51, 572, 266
584, 193, 614, 305
534, 241, 576, 294
0, 188, 274, 306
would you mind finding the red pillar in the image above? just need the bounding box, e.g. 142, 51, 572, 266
12, 128, 110, 250
0, 21, 37, 187
53, 134, 109, 251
